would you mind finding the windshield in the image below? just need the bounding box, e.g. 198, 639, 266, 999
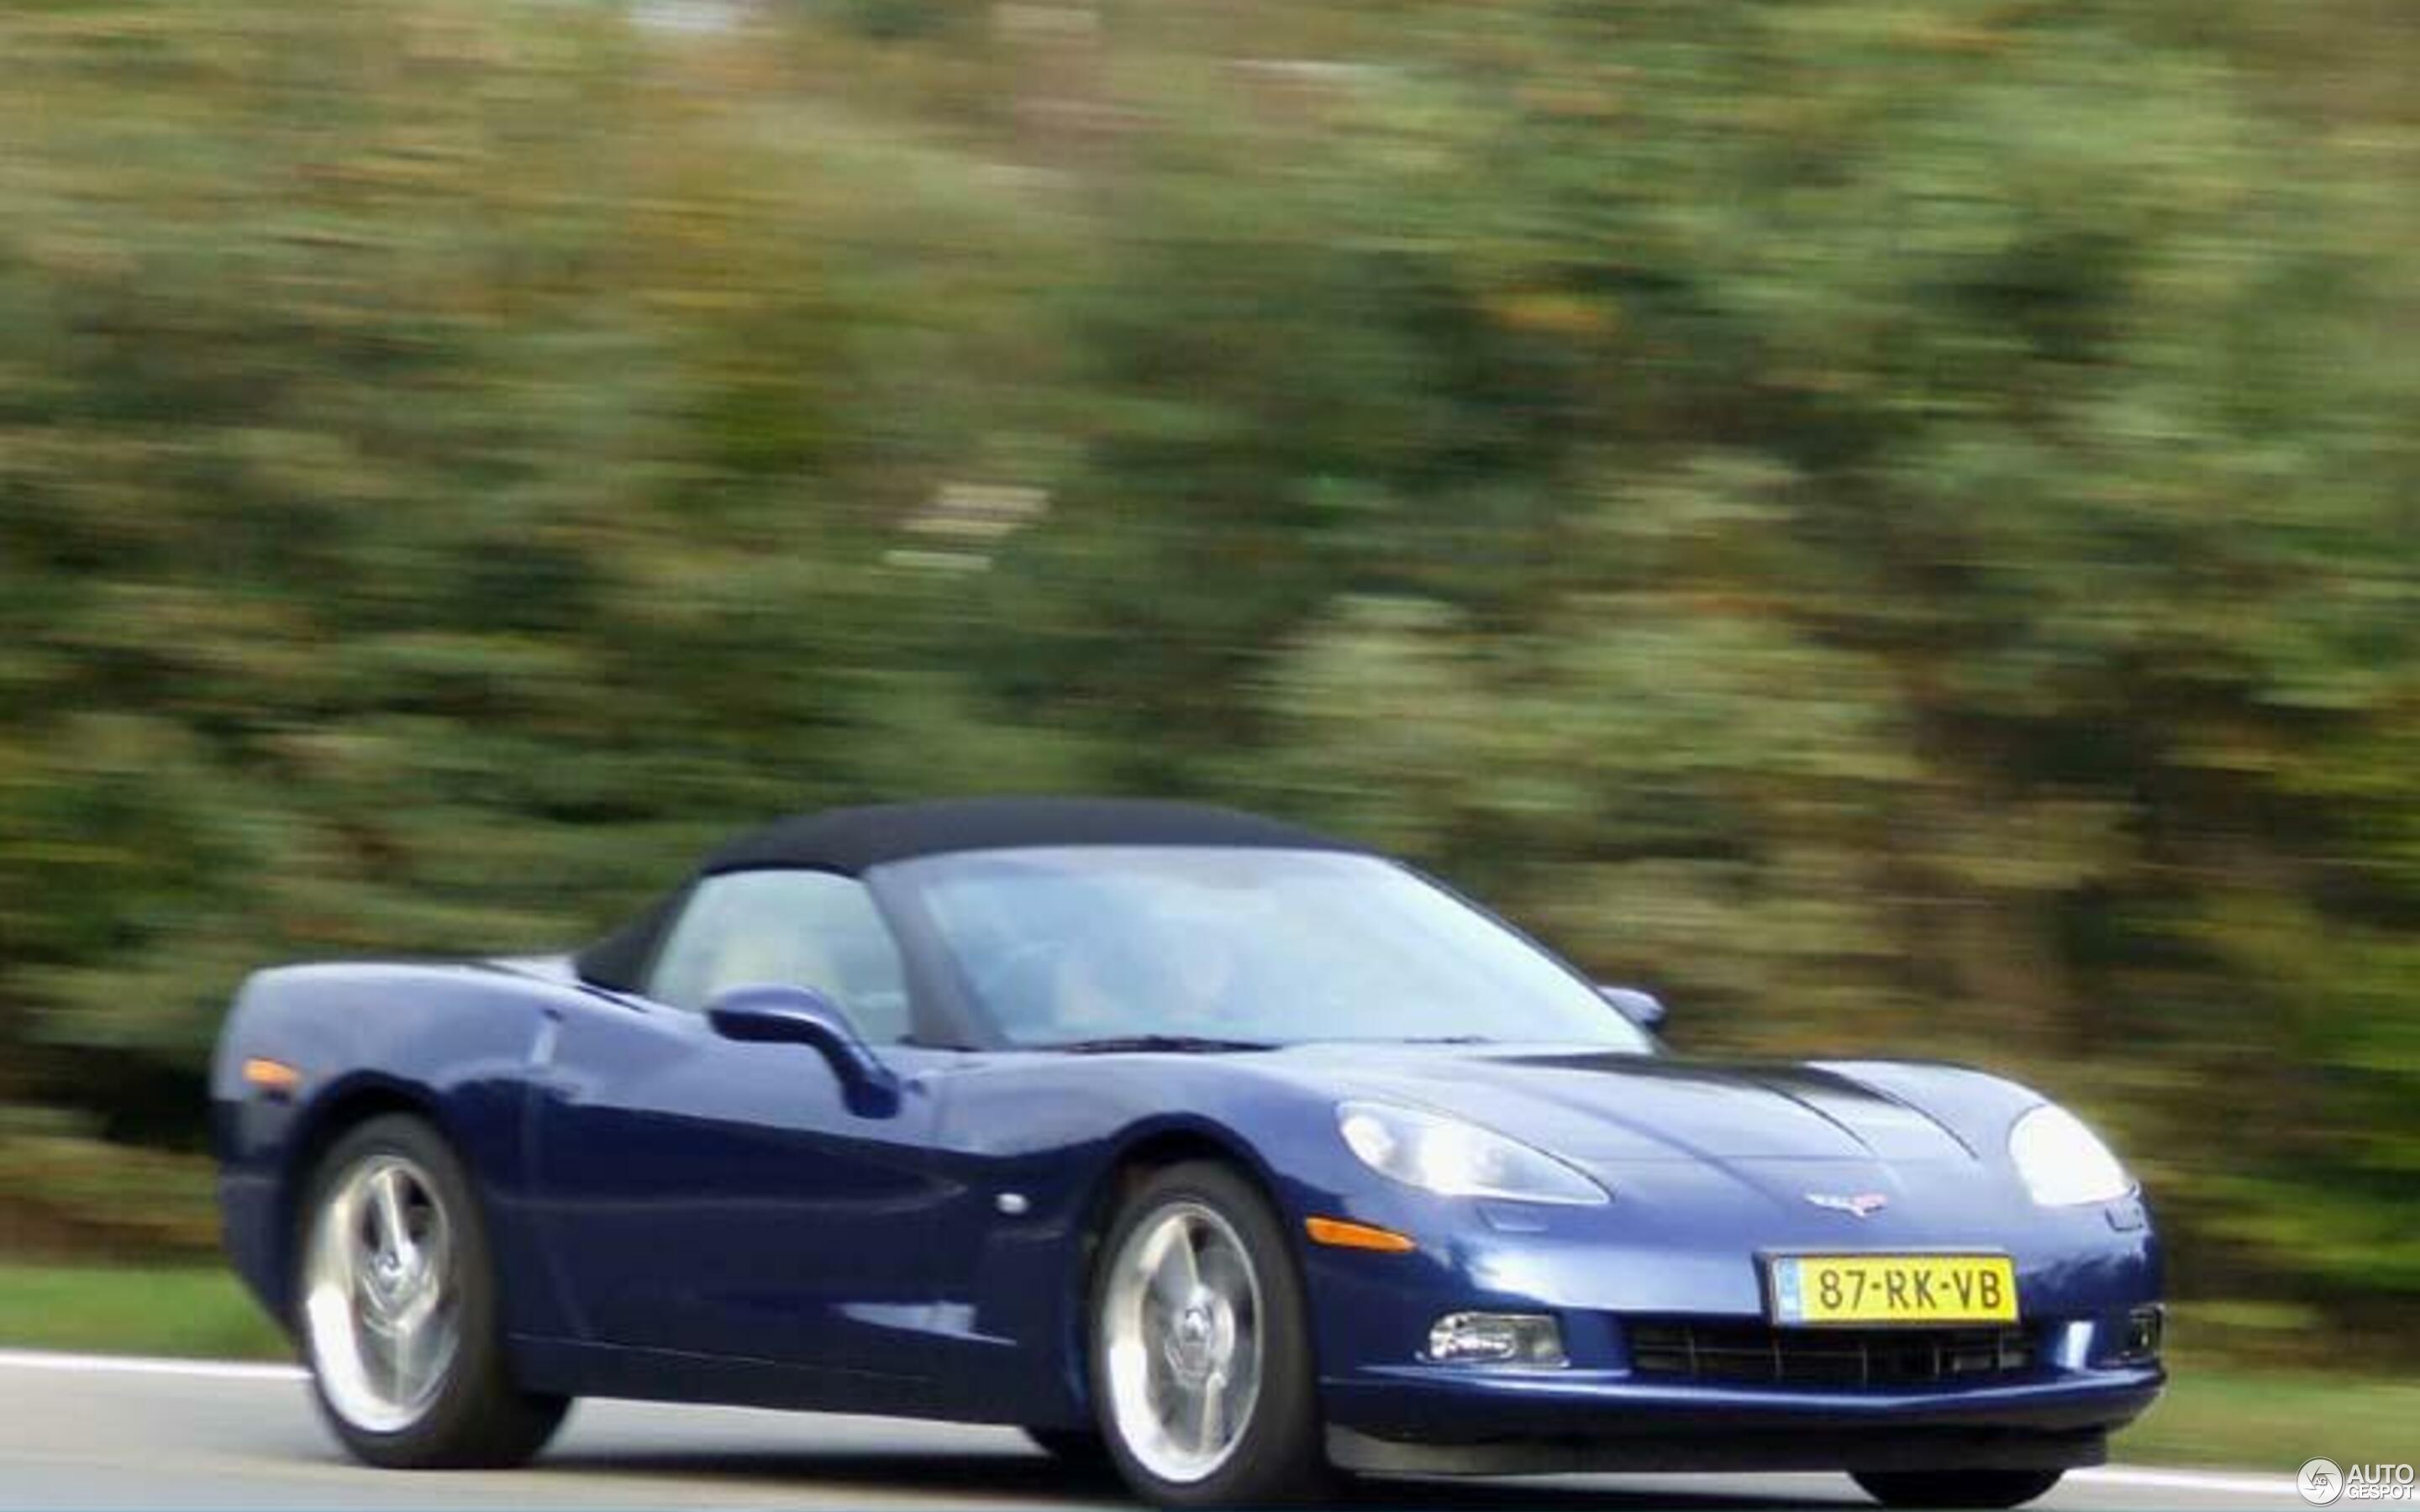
883, 846, 1654, 1052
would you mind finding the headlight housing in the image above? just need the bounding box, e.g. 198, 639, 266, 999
2007, 1104, 2133, 1207
1338, 1101, 1608, 1205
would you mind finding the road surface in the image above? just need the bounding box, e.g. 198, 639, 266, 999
0, 1351, 2300, 1509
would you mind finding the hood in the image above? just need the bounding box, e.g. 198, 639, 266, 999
1283, 1047, 1982, 1165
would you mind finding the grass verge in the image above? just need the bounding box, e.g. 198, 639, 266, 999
0, 1263, 2410, 1473
0, 1263, 287, 1362
2115, 1361, 2420, 1473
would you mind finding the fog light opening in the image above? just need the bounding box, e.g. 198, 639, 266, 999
2117, 1305, 2164, 1363
1425, 1311, 1566, 1367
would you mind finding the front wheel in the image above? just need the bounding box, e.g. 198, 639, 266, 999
297, 1113, 569, 1468
1853, 1469, 2066, 1508
1089, 1162, 1328, 1507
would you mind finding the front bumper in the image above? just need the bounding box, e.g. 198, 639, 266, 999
1293, 1168, 2165, 1476
1322, 1362, 2162, 1474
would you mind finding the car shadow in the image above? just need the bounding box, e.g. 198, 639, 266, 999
536, 1446, 1840, 1509
1353, 1477, 1842, 1509
534, 1446, 1123, 1503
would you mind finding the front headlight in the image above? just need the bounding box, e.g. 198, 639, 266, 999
1338, 1101, 1608, 1205
2007, 1104, 2133, 1207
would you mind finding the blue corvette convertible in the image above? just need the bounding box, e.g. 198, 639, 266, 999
213, 798, 2163, 1507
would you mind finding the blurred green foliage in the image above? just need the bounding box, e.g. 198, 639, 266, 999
0, 1116, 219, 1257
2, 0, 2417, 1360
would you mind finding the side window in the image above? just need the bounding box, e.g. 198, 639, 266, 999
646, 870, 913, 1042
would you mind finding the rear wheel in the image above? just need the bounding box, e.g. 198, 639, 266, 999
297, 1113, 569, 1468
1088, 1162, 1328, 1507
1853, 1469, 2066, 1508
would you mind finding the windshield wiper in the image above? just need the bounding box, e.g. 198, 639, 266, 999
1048, 1034, 1281, 1054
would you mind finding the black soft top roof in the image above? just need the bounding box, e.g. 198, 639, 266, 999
575, 797, 1359, 990
702, 796, 1356, 876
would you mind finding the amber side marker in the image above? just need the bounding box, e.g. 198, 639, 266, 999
1304, 1216, 1417, 1252
241, 1057, 302, 1095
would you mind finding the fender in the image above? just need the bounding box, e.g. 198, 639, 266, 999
211, 960, 578, 1336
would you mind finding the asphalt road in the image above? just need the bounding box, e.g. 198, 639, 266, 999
0, 1351, 2301, 1510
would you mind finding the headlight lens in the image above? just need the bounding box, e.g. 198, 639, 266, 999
1338, 1101, 1608, 1205
2007, 1104, 2133, 1206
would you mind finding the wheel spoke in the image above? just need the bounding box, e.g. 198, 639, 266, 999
397, 1327, 426, 1404
371, 1168, 413, 1266
393, 1310, 445, 1405
1197, 1368, 1228, 1452
414, 1205, 451, 1298
1222, 1349, 1255, 1435
1140, 1217, 1200, 1310
391, 1261, 444, 1336
384, 1319, 409, 1404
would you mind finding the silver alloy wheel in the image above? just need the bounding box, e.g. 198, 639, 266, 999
302, 1153, 461, 1434
1100, 1200, 1264, 1485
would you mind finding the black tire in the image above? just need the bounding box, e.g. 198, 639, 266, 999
296, 1113, 571, 1468
1852, 1469, 2066, 1509
1086, 1161, 1330, 1508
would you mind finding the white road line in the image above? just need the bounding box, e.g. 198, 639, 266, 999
0, 1349, 2308, 1500
2069, 1467, 2298, 1498
0, 1349, 302, 1383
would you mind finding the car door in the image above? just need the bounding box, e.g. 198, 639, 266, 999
529, 869, 952, 1379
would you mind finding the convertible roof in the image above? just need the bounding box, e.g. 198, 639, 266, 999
702, 796, 1358, 875
574, 797, 1360, 990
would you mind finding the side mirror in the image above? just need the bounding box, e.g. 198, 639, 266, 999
706, 983, 902, 1118
1598, 985, 1668, 1033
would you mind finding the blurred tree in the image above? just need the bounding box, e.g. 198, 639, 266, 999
0, 0, 2415, 1350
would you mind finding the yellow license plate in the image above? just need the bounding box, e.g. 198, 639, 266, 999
1769, 1254, 2019, 1326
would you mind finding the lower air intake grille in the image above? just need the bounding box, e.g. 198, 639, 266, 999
1628, 1320, 2035, 1387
